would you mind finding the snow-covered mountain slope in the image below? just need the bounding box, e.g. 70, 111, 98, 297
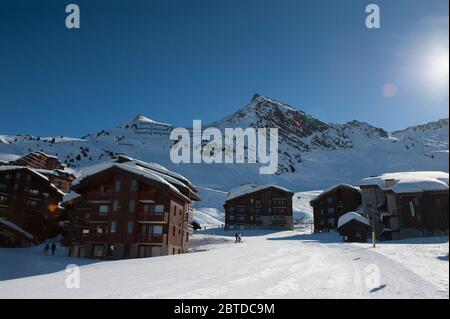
0, 94, 448, 198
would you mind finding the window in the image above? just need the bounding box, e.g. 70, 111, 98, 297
111, 222, 117, 233
16, 172, 21, 179
129, 200, 136, 213
127, 222, 134, 233
100, 185, 111, 193
27, 199, 39, 209
96, 225, 107, 235
255, 200, 261, 206
327, 197, 333, 204
237, 216, 245, 222
236, 207, 246, 213
255, 207, 261, 215
29, 188, 39, 196
328, 208, 334, 214
172, 225, 176, 235
5, 174, 12, 180
229, 215, 235, 221
115, 179, 121, 192
152, 225, 163, 235
82, 229, 90, 235
130, 180, 138, 192
154, 204, 164, 214
0, 184, 7, 193
26, 174, 31, 181
112, 200, 119, 213
99, 205, 109, 215
0, 195, 8, 203
42, 192, 49, 199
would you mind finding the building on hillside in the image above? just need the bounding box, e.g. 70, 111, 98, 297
224, 184, 294, 231
0, 166, 65, 244
62, 155, 199, 259
359, 171, 449, 240
309, 184, 362, 232
337, 212, 370, 243
0, 152, 75, 193
0, 218, 34, 247
8, 151, 64, 170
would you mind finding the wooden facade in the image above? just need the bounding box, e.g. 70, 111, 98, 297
0, 218, 34, 247
224, 185, 294, 231
0, 167, 64, 244
359, 172, 449, 240
62, 158, 198, 259
310, 185, 362, 232
0, 152, 75, 193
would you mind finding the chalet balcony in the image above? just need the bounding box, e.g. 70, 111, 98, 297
136, 212, 169, 223
135, 233, 167, 244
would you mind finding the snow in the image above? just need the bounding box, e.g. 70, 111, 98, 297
227, 184, 293, 201
0, 218, 34, 239
360, 171, 449, 193
73, 160, 191, 202
0, 230, 447, 299
292, 190, 322, 221
310, 184, 360, 202
192, 208, 224, 227
337, 212, 370, 229
0, 153, 20, 163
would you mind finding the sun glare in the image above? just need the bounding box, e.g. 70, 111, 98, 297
427, 49, 449, 83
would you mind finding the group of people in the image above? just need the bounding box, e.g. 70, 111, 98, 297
43, 243, 57, 256
234, 232, 242, 243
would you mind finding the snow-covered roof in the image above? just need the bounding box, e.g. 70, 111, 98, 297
73, 159, 194, 202
0, 153, 21, 163
227, 183, 293, 201
360, 171, 449, 194
0, 165, 66, 196
337, 212, 370, 229
0, 218, 34, 239
310, 183, 360, 203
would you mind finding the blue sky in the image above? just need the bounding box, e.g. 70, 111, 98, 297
0, 0, 448, 136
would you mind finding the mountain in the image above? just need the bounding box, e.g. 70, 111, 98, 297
0, 94, 448, 205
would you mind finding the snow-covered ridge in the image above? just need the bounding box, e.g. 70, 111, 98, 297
0, 94, 448, 197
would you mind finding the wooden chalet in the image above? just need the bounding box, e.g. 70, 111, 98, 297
224, 184, 294, 231
62, 156, 199, 259
360, 171, 449, 240
310, 184, 362, 232
0, 166, 65, 244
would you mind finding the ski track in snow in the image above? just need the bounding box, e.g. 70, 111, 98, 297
0, 230, 448, 299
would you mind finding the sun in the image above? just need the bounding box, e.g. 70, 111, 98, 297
427, 49, 449, 82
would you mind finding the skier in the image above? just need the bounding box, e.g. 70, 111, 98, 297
234, 232, 239, 243
43, 243, 50, 256
51, 243, 57, 256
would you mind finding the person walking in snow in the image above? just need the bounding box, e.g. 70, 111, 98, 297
235, 232, 239, 243
51, 243, 57, 256
43, 243, 50, 256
